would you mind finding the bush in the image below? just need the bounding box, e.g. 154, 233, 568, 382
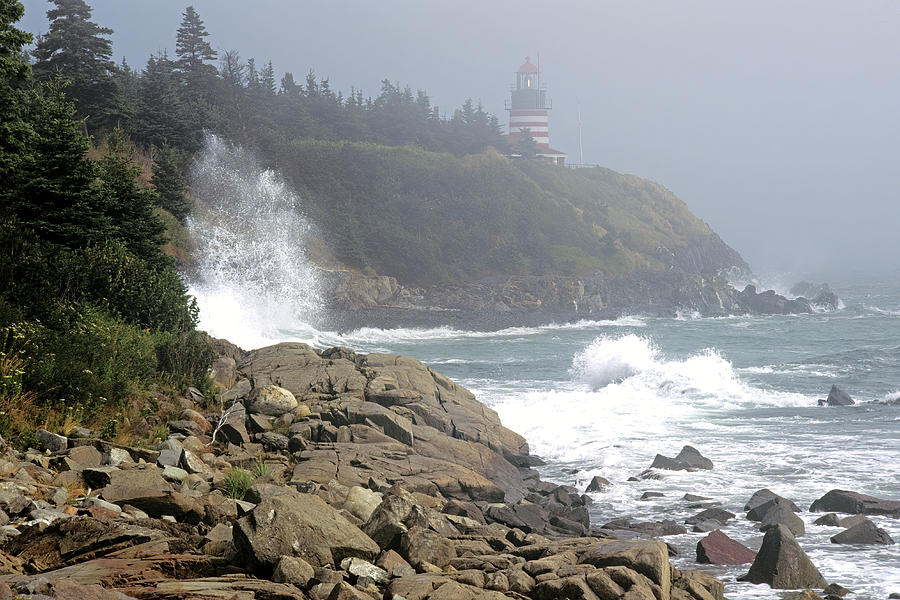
0, 220, 197, 332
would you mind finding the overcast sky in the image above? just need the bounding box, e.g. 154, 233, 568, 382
20, 1, 900, 284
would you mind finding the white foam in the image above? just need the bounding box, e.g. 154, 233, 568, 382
316, 316, 647, 347
185, 134, 322, 349
867, 305, 900, 316
484, 333, 814, 466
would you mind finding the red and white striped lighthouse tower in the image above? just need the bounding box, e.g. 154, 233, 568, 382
506, 57, 566, 164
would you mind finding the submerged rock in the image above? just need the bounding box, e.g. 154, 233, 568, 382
649, 445, 713, 471
819, 384, 854, 406
830, 518, 895, 545
810, 489, 900, 517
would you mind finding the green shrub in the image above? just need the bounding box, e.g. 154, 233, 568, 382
222, 468, 254, 500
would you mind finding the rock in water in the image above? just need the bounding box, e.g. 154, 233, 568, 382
830, 519, 895, 545
759, 502, 806, 537
747, 496, 801, 522
650, 445, 713, 471
819, 384, 854, 406
745, 489, 801, 513
740, 524, 827, 589
585, 476, 611, 493
696, 530, 757, 565
809, 489, 900, 517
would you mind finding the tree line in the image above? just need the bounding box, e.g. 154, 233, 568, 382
25, 0, 509, 160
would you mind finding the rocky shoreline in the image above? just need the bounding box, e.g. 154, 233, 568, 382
322, 271, 841, 331
0, 340, 890, 599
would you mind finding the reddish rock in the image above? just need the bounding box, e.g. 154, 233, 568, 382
85, 506, 121, 521
696, 530, 757, 565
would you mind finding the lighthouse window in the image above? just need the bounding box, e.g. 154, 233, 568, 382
526, 78, 531, 88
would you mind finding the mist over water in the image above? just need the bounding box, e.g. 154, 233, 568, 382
185, 134, 323, 349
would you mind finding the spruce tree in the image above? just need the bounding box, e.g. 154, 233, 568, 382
97, 128, 167, 268
31, 0, 117, 132
174, 5, 216, 92
0, 0, 34, 179
6, 78, 110, 248
260, 60, 276, 96
135, 52, 192, 149
150, 144, 191, 222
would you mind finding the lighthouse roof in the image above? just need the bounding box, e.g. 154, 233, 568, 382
517, 56, 539, 73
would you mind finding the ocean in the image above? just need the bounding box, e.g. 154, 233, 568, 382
186, 136, 900, 598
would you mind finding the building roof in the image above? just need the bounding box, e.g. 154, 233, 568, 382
537, 147, 567, 157
517, 56, 539, 73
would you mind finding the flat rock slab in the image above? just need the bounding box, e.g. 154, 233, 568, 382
810, 489, 900, 517
0, 553, 229, 590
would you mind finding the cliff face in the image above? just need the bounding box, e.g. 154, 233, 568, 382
323, 270, 838, 330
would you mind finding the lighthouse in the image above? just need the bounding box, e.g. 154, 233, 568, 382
506, 56, 566, 165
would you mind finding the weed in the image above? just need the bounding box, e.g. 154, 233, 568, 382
222, 467, 254, 500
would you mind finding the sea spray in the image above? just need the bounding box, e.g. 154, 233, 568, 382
185, 133, 322, 349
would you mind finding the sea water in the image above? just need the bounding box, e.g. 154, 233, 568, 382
196, 280, 900, 598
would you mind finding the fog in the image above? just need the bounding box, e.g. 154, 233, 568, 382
21, 0, 900, 284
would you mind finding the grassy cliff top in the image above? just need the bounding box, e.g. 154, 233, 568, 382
274, 140, 743, 286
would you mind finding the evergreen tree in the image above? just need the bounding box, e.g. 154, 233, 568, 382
174, 5, 217, 88
150, 144, 191, 222
280, 71, 299, 96
31, 0, 117, 132
4, 78, 110, 248
135, 52, 192, 149
260, 60, 276, 96
97, 127, 167, 267
0, 0, 34, 179
109, 57, 138, 131
515, 128, 539, 158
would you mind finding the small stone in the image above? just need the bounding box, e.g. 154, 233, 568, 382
161, 466, 189, 483
640, 491, 664, 500
272, 555, 315, 587
103, 448, 132, 467
340, 557, 389, 585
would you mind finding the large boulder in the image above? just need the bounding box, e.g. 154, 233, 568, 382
759, 502, 806, 537
696, 530, 757, 565
650, 446, 713, 471
579, 540, 670, 600
747, 496, 800, 522
399, 525, 456, 569
234, 490, 379, 571
247, 384, 298, 416
830, 519, 894, 545
740, 524, 827, 589
810, 489, 900, 517
819, 384, 854, 406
